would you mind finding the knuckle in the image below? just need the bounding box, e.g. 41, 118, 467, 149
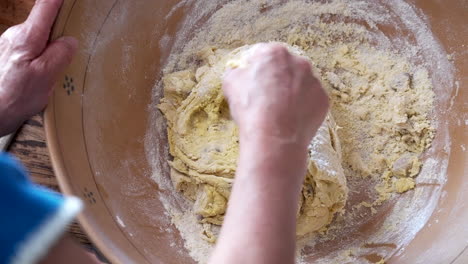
1, 25, 40, 60
265, 44, 289, 57
35, 0, 62, 10
1, 25, 23, 42
1, 46, 32, 66
314, 87, 330, 106
223, 67, 242, 82
252, 43, 290, 60
10, 53, 31, 66
298, 58, 311, 70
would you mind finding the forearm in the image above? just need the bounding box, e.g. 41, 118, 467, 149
210, 135, 308, 264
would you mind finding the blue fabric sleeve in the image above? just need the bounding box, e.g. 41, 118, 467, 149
0, 153, 82, 264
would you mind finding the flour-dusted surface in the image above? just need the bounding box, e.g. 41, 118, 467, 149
157, 43, 348, 244
145, 0, 454, 263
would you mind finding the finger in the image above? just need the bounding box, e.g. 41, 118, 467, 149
222, 66, 245, 85
292, 56, 312, 73
222, 68, 237, 99
247, 42, 290, 64
222, 67, 245, 99
223, 67, 236, 81
25, 0, 64, 46
32, 36, 78, 83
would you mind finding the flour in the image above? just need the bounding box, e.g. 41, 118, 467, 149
145, 0, 453, 263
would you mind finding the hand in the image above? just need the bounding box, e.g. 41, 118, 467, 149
223, 43, 329, 147
210, 44, 330, 264
0, 0, 78, 136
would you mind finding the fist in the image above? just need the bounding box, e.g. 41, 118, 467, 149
223, 43, 329, 147
0, 0, 78, 135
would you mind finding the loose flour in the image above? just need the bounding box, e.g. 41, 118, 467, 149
145, 0, 453, 263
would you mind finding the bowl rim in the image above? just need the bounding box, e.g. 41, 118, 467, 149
43, 1, 468, 263
44, 1, 125, 262
44, 100, 124, 264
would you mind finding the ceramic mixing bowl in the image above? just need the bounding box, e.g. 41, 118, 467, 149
45, 0, 467, 263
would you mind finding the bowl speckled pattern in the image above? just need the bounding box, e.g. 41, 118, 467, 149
45, 0, 467, 263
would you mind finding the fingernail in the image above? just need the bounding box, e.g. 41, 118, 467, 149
61, 36, 79, 50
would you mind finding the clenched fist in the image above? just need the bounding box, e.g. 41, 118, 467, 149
0, 0, 78, 136
223, 43, 329, 147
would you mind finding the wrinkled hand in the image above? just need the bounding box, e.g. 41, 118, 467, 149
211, 44, 330, 264
223, 43, 329, 147
0, 0, 78, 136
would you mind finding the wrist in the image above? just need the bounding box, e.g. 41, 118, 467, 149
0, 93, 20, 136
239, 127, 309, 150
0, 95, 9, 135
239, 125, 309, 156
237, 132, 309, 186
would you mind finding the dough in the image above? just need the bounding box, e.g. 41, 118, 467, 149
149, 1, 438, 262
159, 44, 348, 242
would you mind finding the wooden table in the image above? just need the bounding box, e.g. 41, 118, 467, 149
8, 115, 95, 247
1, 0, 98, 255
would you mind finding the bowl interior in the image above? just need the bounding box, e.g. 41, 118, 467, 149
45, 0, 468, 263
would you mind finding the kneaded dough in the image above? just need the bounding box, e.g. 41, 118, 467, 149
159, 44, 348, 241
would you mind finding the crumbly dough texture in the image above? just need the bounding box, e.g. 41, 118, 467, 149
159, 44, 348, 242
154, 1, 437, 262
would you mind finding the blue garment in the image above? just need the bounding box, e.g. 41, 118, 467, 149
0, 153, 82, 264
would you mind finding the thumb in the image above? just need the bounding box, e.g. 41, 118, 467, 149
33, 36, 78, 78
